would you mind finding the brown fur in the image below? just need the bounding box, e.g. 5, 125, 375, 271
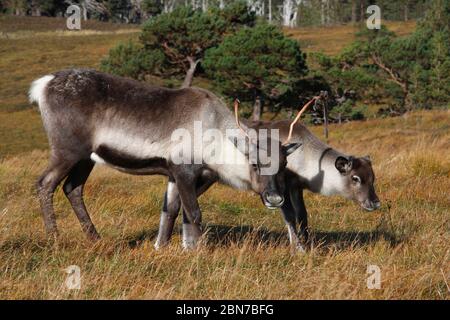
32, 69, 298, 248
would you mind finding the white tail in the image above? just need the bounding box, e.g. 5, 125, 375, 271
29, 75, 54, 104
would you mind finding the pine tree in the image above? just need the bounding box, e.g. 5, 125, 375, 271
203, 23, 308, 120
102, 1, 255, 86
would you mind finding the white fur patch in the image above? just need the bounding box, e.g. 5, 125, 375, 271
182, 223, 200, 249
166, 181, 178, 204
206, 138, 251, 190
94, 127, 171, 161
29, 75, 54, 105
287, 149, 345, 196
90, 152, 106, 165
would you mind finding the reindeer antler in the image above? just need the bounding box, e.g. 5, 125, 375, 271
283, 96, 320, 145
234, 99, 250, 139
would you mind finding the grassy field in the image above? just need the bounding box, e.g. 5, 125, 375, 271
0, 16, 448, 299
286, 20, 416, 55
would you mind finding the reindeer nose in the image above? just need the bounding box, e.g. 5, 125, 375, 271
362, 199, 381, 211
374, 200, 381, 209
263, 191, 284, 208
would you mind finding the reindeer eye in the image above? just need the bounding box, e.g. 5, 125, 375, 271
352, 175, 361, 184
252, 163, 260, 173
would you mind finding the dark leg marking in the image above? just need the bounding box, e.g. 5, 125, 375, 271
281, 189, 305, 252
62, 159, 100, 241
291, 189, 309, 243
169, 169, 204, 249
95, 144, 168, 170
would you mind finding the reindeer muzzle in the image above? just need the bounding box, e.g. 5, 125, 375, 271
262, 191, 284, 209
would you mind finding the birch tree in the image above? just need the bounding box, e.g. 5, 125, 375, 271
279, 0, 301, 27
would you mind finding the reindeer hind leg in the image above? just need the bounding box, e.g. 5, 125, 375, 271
62, 159, 100, 241
37, 156, 77, 237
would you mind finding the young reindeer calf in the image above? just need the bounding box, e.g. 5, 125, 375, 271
30, 69, 300, 249
157, 98, 381, 251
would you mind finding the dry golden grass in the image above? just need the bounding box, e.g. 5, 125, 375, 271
0, 17, 448, 299
0, 32, 138, 112
287, 20, 417, 55
0, 15, 139, 33
0, 16, 415, 113
0, 110, 448, 299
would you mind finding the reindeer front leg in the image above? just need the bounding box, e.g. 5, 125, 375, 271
280, 191, 305, 253
155, 175, 216, 249
154, 178, 181, 249
290, 188, 309, 244
280, 178, 308, 252
174, 177, 203, 249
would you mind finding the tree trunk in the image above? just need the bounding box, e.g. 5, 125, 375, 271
182, 57, 200, 88
403, 86, 413, 111
321, 0, 326, 25
30, 0, 41, 16
268, 0, 272, 23
360, 0, 365, 22
202, 0, 208, 12
351, 0, 357, 24
323, 102, 329, 141
404, 3, 409, 21
251, 95, 263, 121
371, 53, 412, 110
82, 3, 88, 21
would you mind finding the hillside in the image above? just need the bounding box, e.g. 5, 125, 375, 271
287, 20, 416, 55
0, 16, 417, 156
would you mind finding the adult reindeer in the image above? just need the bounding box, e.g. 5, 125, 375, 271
29, 69, 301, 249
156, 97, 381, 251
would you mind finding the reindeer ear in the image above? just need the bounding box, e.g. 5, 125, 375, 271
335, 156, 353, 175
282, 142, 302, 156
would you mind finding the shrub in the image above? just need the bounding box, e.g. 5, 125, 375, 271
100, 41, 164, 80
203, 23, 308, 120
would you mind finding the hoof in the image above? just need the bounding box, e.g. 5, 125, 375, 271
291, 243, 306, 253
182, 238, 199, 250
87, 233, 101, 243
182, 223, 202, 250
154, 240, 168, 250
45, 229, 59, 240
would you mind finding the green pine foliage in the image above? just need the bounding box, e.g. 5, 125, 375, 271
210, 0, 256, 30
101, 2, 255, 84
313, 0, 450, 112
99, 1, 447, 119
100, 41, 164, 80
139, 5, 227, 76
203, 23, 307, 106
141, 0, 163, 16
